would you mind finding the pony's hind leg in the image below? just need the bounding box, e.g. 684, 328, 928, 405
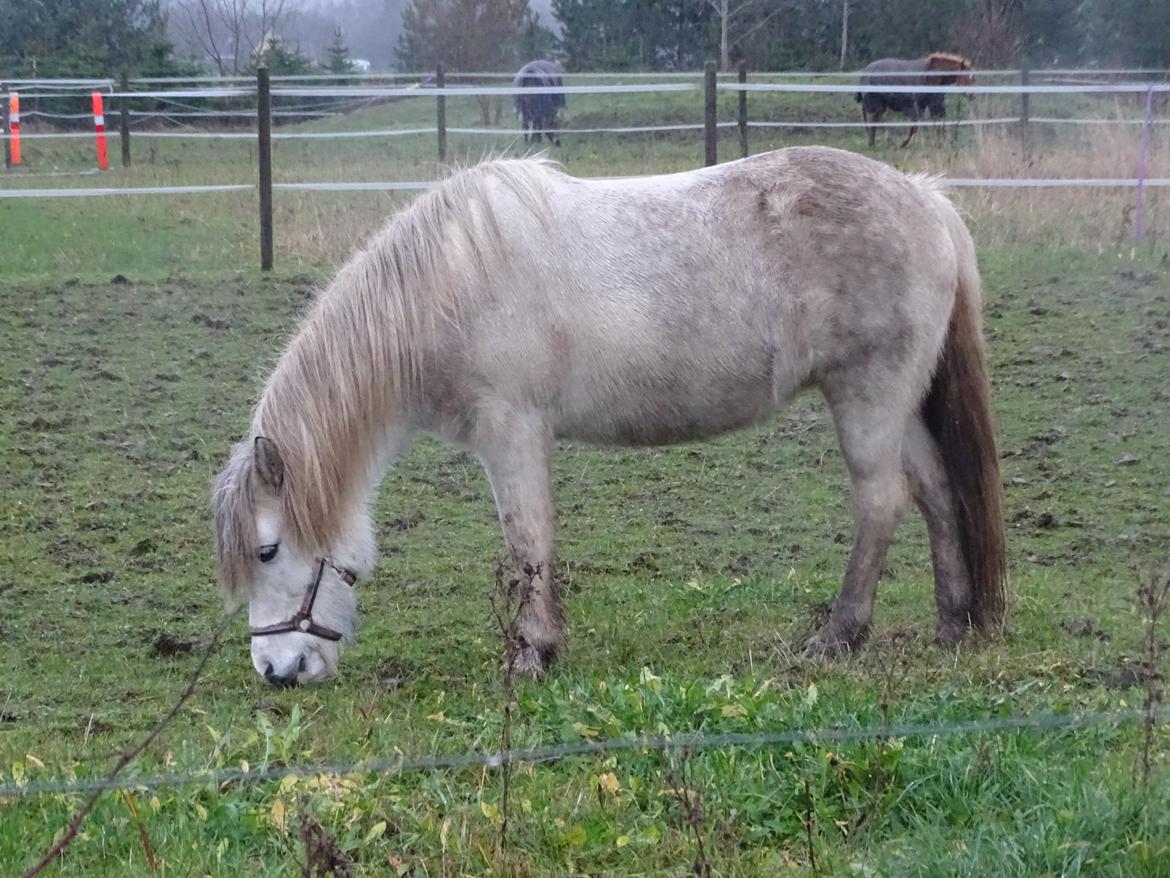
903, 413, 973, 643
804, 393, 911, 658
478, 413, 564, 677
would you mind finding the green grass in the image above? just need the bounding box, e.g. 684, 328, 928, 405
3, 84, 1170, 876
1, 245, 1170, 875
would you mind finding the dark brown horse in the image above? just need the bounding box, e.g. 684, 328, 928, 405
856, 53, 973, 147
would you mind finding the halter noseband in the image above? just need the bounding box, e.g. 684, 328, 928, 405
249, 557, 357, 642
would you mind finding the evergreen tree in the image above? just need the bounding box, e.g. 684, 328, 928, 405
256, 38, 315, 76
552, 0, 641, 69
1081, 0, 1170, 66
553, 0, 713, 70
324, 26, 354, 75
518, 12, 558, 61
0, 0, 188, 78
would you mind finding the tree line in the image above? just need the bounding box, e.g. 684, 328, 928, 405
0, 0, 357, 79
1, 0, 1168, 80
548, 0, 1170, 72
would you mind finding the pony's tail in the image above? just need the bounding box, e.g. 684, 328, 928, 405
920, 220, 1006, 632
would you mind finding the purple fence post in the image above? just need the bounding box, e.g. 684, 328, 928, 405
1135, 85, 1153, 242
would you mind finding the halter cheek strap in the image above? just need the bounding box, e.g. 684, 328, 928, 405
249, 557, 358, 642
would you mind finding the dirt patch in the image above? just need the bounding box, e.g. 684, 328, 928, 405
1037, 511, 1059, 529
300, 805, 354, 877
78, 717, 114, 737
20, 415, 75, 431
627, 552, 660, 574
251, 698, 289, 718
1084, 658, 1160, 689
193, 312, 232, 330
130, 538, 157, 557
388, 511, 424, 531
149, 632, 200, 658
1060, 619, 1111, 641
75, 570, 114, 585
1118, 269, 1159, 286
375, 657, 416, 692
723, 554, 752, 575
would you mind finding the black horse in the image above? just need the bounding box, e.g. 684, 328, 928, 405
513, 59, 566, 146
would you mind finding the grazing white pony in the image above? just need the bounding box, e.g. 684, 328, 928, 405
213, 147, 1005, 686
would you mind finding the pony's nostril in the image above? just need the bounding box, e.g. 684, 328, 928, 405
297, 654, 307, 674
263, 662, 298, 687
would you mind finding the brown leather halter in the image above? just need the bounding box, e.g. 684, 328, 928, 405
249, 557, 357, 642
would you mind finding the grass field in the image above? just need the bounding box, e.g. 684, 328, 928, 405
2, 81, 1170, 876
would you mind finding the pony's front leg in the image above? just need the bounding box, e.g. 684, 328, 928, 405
479, 415, 563, 677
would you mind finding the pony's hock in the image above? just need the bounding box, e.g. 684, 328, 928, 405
213, 146, 1005, 684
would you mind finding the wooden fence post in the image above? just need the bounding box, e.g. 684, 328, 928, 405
257, 66, 274, 272
704, 61, 717, 167
119, 72, 131, 167
436, 63, 447, 163
737, 60, 748, 158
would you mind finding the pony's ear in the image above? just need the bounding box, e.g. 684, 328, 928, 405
253, 436, 285, 493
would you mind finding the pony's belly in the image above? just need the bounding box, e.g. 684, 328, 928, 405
554, 370, 778, 447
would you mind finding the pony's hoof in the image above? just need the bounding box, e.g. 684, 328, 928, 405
802, 625, 863, 661
506, 643, 545, 679
934, 619, 970, 647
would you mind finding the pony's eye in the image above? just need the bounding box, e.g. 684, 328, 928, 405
258, 544, 279, 563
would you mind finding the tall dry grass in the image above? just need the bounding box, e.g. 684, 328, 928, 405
270, 116, 1170, 266
906, 106, 1170, 248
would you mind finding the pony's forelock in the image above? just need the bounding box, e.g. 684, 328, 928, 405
211, 440, 259, 604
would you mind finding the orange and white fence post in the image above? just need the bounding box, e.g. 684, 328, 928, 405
8, 91, 21, 166
91, 91, 109, 170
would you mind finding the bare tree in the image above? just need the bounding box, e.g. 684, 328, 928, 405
951, 0, 1024, 67
397, 0, 532, 123
702, 0, 782, 70
839, 0, 849, 69
171, 0, 300, 74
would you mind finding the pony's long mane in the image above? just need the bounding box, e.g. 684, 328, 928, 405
212, 158, 554, 598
